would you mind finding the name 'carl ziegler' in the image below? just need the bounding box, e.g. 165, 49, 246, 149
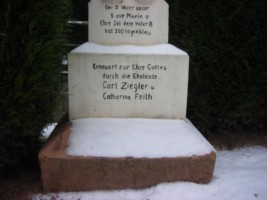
103, 81, 149, 93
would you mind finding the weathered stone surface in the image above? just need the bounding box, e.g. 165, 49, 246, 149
88, 0, 168, 45
39, 0, 217, 192
39, 122, 216, 192
68, 43, 189, 120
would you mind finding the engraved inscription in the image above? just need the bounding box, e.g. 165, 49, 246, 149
98, 4, 153, 38
89, 0, 169, 45
92, 62, 167, 101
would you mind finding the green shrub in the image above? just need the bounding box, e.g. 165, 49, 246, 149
167, 0, 267, 133
0, 0, 71, 176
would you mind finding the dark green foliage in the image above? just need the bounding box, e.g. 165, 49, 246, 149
69, 0, 88, 45
0, 0, 71, 176
166, 0, 267, 133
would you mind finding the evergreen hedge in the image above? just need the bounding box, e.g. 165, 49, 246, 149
167, 0, 267, 133
0, 0, 71, 176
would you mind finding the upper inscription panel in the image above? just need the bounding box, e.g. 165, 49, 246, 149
88, 0, 169, 45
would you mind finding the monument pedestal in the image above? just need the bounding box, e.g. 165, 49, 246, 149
39, 119, 216, 192
39, 0, 216, 192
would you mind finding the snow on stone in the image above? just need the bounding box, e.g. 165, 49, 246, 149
71, 42, 188, 56
66, 118, 214, 158
33, 146, 267, 200
41, 123, 57, 139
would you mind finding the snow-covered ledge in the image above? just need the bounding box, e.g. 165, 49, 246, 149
66, 118, 215, 158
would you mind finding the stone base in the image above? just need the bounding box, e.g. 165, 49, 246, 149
39, 122, 216, 192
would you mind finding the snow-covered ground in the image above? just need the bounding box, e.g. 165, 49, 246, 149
35, 123, 267, 200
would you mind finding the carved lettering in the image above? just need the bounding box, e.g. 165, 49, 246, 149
92, 61, 168, 101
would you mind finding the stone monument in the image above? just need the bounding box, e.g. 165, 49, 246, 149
39, 0, 216, 192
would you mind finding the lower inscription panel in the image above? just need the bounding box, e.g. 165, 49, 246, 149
68, 43, 189, 120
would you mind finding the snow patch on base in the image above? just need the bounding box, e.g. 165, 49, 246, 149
66, 118, 214, 158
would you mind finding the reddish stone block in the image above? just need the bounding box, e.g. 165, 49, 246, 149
39, 123, 216, 192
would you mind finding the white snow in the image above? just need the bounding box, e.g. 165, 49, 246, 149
33, 146, 267, 200
66, 118, 215, 158
40, 123, 57, 139
71, 42, 188, 55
